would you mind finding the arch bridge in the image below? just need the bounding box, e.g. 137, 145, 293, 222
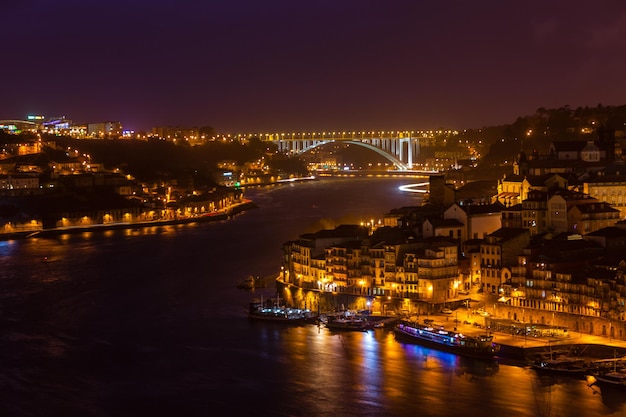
261, 132, 419, 170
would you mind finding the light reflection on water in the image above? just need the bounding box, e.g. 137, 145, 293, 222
245, 323, 612, 417
0, 239, 17, 257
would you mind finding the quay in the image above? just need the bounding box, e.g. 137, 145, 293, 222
448, 315, 626, 363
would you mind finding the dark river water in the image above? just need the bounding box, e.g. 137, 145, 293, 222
0, 177, 622, 417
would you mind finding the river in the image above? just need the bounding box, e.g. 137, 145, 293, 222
0, 177, 622, 417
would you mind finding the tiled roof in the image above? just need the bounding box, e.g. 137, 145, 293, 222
488, 227, 529, 240
572, 203, 619, 213
586, 226, 626, 237
551, 140, 588, 151
458, 202, 505, 215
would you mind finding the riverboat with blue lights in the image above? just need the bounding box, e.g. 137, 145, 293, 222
393, 321, 500, 360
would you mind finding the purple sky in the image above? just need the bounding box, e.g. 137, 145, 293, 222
3, 1, 626, 134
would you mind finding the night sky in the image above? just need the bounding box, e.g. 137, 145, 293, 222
3, 1, 626, 134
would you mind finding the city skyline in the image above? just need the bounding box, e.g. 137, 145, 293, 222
3, 1, 626, 133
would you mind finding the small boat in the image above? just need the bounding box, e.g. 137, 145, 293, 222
248, 297, 317, 324
253, 275, 269, 288
325, 313, 371, 332
588, 354, 626, 389
531, 356, 589, 378
593, 371, 626, 388
237, 275, 256, 290
393, 320, 500, 360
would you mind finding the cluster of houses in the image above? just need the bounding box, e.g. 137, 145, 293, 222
280, 135, 626, 340
0, 139, 244, 236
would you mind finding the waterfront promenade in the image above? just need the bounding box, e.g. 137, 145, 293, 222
0, 199, 257, 241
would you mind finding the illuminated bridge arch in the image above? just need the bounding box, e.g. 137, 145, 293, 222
300, 140, 408, 170
261, 132, 420, 170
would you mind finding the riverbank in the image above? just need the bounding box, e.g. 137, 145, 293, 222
276, 277, 626, 363
0, 200, 258, 241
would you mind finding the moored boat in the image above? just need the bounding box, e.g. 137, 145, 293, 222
593, 370, 626, 388
530, 356, 589, 378
325, 313, 371, 332
393, 321, 500, 360
588, 355, 626, 389
248, 298, 317, 324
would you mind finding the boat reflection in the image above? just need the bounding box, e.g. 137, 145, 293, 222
588, 382, 626, 411
398, 341, 500, 381
454, 356, 500, 380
